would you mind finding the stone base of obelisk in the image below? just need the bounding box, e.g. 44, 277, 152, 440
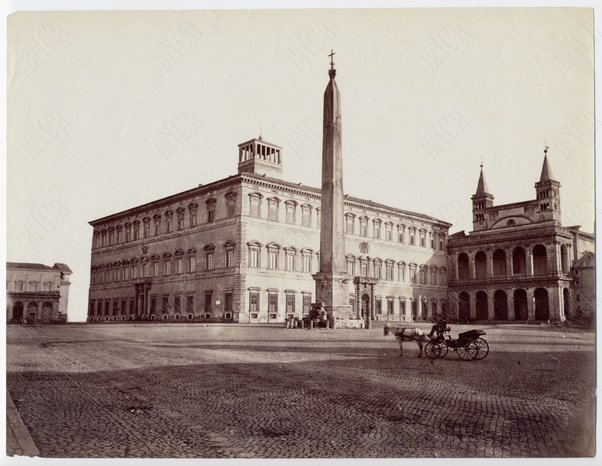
312, 272, 354, 325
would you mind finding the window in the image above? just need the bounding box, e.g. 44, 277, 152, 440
101, 230, 107, 246
30, 281, 38, 292
16, 281, 24, 292
375, 298, 382, 315
225, 293, 233, 313
286, 250, 295, 271
108, 229, 115, 245
249, 194, 262, 218
224, 246, 234, 267
226, 192, 237, 217
286, 293, 295, 314
360, 217, 368, 237
142, 262, 149, 277
43, 282, 51, 291
116, 226, 123, 243
187, 255, 196, 272
373, 261, 382, 279
399, 299, 406, 317
164, 260, 171, 276
347, 258, 355, 276
410, 264, 417, 283
249, 247, 259, 268
420, 266, 426, 284
153, 262, 159, 277
409, 228, 416, 245
420, 230, 426, 247
439, 268, 447, 285
385, 262, 394, 280
176, 258, 183, 274
249, 291, 259, 313
143, 219, 150, 238
430, 233, 435, 249
268, 292, 278, 313
124, 266, 130, 280
360, 260, 368, 277
133, 221, 140, 240
162, 295, 170, 313
204, 292, 212, 315
302, 205, 312, 227
431, 268, 437, 285
387, 298, 394, 315
186, 294, 194, 314
302, 253, 312, 273
125, 224, 132, 242
397, 224, 405, 243
131, 265, 137, 279
439, 235, 444, 251
206, 251, 214, 270
153, 216, 161, 236
268, 198, 279, 221
373, 220, 381, 239
385, 223, 393, 241
177, 209, 185, 230
187, 204, 197, 228
303, 294, 311, 315
345, 214, 355, 234
268, 249, 278, 270
316, 208, 321, 228
206, 200, 216, 223
165, 212, 173, 233
285, 201, 296, 224
174, 295, 181, 313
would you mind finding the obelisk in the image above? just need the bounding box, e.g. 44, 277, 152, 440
313, 50, 353, 325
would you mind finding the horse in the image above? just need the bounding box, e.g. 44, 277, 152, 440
384, 324, 430, 358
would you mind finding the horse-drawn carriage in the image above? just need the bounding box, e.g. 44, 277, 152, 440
424, 327, 489, 361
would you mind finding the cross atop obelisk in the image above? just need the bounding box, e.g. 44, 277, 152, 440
313, 50, 352, 326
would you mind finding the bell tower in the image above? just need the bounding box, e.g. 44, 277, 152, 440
534, 146, 561, 223
237, 136, 283, 179
471, 163, 494, 231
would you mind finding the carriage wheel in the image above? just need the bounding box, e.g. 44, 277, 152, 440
474, 338, 489, 360
424, 341, 442, 359
438, 342, 449, 358
456, 339, 478, 361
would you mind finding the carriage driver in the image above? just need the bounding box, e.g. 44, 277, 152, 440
428, 319, 449, 340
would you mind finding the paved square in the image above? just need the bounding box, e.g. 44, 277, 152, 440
6, 323, 595, 458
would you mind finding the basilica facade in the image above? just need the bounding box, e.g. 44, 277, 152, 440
87, 137, 451, 324
447, 150, 595, 324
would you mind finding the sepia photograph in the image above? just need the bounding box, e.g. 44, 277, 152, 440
3, 1, 598, 462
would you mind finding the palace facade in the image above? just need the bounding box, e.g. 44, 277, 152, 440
447, 150, 595, 323
6, 262, 72, 323
87, 137, 452, 324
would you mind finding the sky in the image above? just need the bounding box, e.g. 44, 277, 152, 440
6, 6, 595, 323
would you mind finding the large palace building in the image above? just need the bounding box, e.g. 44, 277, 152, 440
447, 149, 595, 324
87, 136, 452, 324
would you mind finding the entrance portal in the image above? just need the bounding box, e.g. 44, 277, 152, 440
361, 294, 370, 319
12, 302, 23, 322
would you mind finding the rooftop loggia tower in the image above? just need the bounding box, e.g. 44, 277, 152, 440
237, 136, 283, 179
534, 145, 561, 223
312, 50, 353, 325
471, 163, 495, 231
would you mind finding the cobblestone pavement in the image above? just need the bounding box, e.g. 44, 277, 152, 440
6, 322, 595, 458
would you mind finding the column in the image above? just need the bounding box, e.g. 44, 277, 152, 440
454, 254, 459, 280
526, 247, 533, 276
550, 286, 563, 321
508, 291, 515, 320
554, 243, 561, 274
487, 290, 495, 320
505, 248, 513, 276
526, 288, 535, 320
469, 291, 476, 320
404, 298, 411, 322
488, 252, 494, 278
355, 280, 361, 319
469, 253, 476, 279
417, 295, 422, 320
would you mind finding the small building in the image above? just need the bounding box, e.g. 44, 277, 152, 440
447, 149, 595, 323
6, 262, 72, 324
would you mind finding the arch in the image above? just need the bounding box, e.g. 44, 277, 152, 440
534, 288, 549, 320
512, 247, 526, 275
475, 291, 488, 320
458, 253, 469, 280
42, 302, 53, 318
560, 244, 569, 273
475, 251, 487, 279
458, 291, 470, 321
492, 249, 507, 276
563, 288, 570, 319
12, 302, 24, 322
494, 290, 508, 320
27, 302, 38, 320
514, 289, 528, 320
361, 293, 370, 319
532, 244, 548, 275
